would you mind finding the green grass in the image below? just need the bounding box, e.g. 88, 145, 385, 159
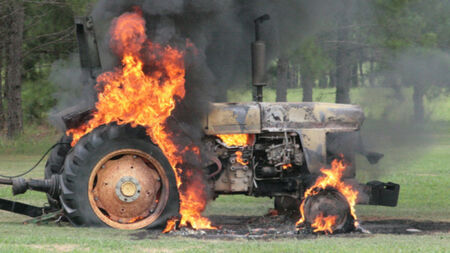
0, 123, 448, 251
355, 121, 450, 220
0, 123, 60, 155
0, 225, 448, 253
0, 87, 448, 251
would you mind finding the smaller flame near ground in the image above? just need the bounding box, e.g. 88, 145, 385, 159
162, 218, 178, 233
311, 213, 337, 234
217, 134, 252, 146
296, 157, 358, 234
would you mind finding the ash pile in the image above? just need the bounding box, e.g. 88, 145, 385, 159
142, 211, 366, 240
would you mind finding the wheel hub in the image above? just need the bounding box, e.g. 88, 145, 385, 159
121, 181, 136, 197
91, 154, 161, 223
116, 176, 141, 202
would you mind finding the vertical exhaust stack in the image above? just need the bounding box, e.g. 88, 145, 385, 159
252, 14, 270, 102
75, 16, 102, 80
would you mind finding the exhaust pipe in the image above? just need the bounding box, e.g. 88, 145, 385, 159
252, 14, 270, 102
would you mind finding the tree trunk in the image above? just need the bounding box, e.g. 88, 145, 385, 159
294, 64, 300, 88
318, 75, 327, 88
335, 7, 352, 104
413, 84, 425, 122
287, 64, 292, 88
0, 5, 5, 131
351, 63, 358, 87
276, 56, 288, 102
335, 46, 352, 103
390, 72, 403, 101
5, 0, 24, 138
358, 60, 365, 87
289, 64, 297, 89
328, 71, 336, 87
369, 57, 375, 87
0, 39, 4, 131
301, 70, 313, 102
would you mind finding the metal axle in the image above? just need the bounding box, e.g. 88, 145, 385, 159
0, 175, 62, 198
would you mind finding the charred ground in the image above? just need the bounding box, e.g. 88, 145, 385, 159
0, 124, 449, 251
131, 215, 450, 240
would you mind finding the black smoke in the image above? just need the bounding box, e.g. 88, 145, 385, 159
51, 0, 360, 136
77, 1, 350, 172
90, 0, 349, 101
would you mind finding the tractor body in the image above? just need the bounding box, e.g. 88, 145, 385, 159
0, 15, 399, 230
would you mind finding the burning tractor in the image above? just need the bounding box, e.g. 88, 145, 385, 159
0, 12, 399, 234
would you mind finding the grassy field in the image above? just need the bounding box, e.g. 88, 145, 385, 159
0, 122, 448, 252
0, 225, 448, 253
0, 88, 449, 252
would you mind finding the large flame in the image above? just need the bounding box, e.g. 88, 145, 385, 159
296, 157, 358, 234
217, 134, 251, 146
67, 11, 214, 231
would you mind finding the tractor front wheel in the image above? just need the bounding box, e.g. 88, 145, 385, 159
302, 189, 354, 233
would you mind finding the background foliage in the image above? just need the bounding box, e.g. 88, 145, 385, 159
0, 0, 448, 136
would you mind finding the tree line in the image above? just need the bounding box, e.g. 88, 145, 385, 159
0, 0, 448, 139
0, 0, 91, 137
272, 0, 449, 122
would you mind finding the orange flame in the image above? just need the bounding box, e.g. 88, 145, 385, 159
127, 216, 144, 224
66, 11, 214, 231
311, 213, 337, 234
162, 217, 178, 233
282, 164, 292, 170
235, 151, 248, 165
296, 157, 358, 233
217, 134, 251, 146
176, 166, 215, 230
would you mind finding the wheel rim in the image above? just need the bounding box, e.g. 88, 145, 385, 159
88, 149, 169, 229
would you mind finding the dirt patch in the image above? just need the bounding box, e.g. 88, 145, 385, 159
131, 215, 450, 240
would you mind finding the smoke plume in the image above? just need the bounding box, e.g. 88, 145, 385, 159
57, 0, 353, 172
89, 0, 350, 100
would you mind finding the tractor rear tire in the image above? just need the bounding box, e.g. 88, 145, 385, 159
60, 123, 180, 230
44, 134, 72, 209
